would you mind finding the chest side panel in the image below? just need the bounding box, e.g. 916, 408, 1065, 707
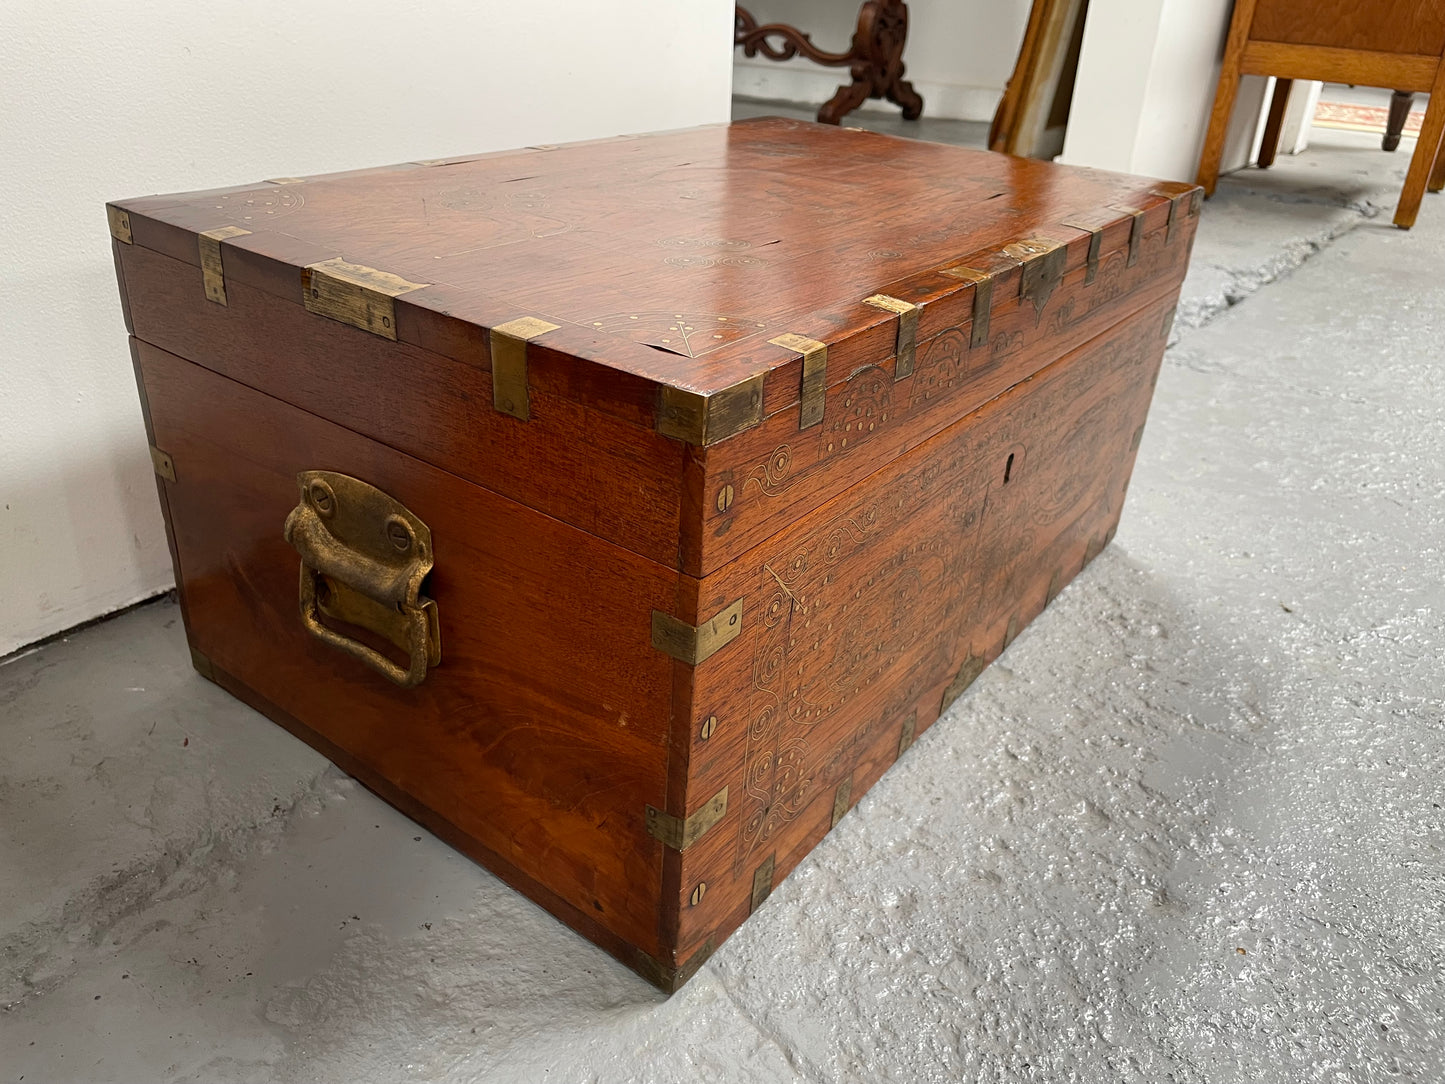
136, 340, 678, 961
665, 290, 1177, 961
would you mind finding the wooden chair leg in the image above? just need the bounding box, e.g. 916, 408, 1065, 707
1257, 78, 1292, 168
1430, 131, 1445, 193
1395, 72, 1445, 227
1196, 0, 1259, 196
1384, 90, 1414, 152
1197, 70, 1243, 195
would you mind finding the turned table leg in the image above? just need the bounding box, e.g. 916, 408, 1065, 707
1384, 90, 1414, 152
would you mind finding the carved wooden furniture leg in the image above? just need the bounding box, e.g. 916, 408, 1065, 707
735, 2, 923, 126
1384, 90, 1415, 151
1256, 77, 1293, 168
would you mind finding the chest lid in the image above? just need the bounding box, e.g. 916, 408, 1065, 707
110, 118, 1196, 448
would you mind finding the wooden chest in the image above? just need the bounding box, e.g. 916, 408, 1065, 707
108, 118, 1199, 991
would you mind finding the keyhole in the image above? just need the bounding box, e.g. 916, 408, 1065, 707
1003, 452, 1015, 484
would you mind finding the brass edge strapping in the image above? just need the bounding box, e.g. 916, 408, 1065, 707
750, 853, 776, 912
1061, 213, 1113, 284
1111, 205, 1147, 267
301, 258, 428, 340
862, 294, 920, 379
107, 206, 132, 244
198, 226, 251, 306
490, 316, 560, 421
941, 652, 985, 714
831, 773, 854, 828
651, 598, 744, 665
769, 333, 828, 430
897, 710, 918, 757
149, 445, 176, 483
941, 265, 995, 349
657, 375, 765, 446
1004, 237, 1068, 316
645, 786, 729, 850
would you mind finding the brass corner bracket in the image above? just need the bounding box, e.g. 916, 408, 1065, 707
651, 598, 744, 666
645, 786, 729, 850
657, 375, 765, 447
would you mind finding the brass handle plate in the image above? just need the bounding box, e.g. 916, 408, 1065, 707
282, 471, 441, 687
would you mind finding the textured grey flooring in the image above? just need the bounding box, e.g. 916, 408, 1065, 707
2, 112, 1441, 1082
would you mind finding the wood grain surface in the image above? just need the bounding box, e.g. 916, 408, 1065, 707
1250, 0, 1445, 56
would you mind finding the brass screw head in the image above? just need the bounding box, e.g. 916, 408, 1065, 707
700, 715, 718, 740
689, 882, 707, 906
716, 484, 734, 513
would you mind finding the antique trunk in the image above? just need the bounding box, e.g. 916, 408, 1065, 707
107, 118, 1199, 991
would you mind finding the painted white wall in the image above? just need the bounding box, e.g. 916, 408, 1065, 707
0, 0, 736, 656
1061, 0, 1268, 181
734, 0, 1030, 120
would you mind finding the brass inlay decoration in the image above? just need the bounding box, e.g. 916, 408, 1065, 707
107, 206, 132, 244
769, 332, 828, 430
489, 316, 560, 422
148, 444, 177, 483
282, 471, 441, 689
651, 598, 745, 665
750, 853, 776, 913
657, 374, 765, 446
301, 258, 428, 341
197, 225, 251, 306
831, 773, 854, 829
645, 785, 729, 851
941, 652, 985, 713
1005, 237, 1068, 317
862, 294, 920, 379
941, 265, 994, 348
897, 710, 917, 757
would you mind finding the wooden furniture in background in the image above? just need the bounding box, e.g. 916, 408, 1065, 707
989, 0, 1090, 159
1197, 0, 1445, 228
108, 120, 1198, 992
734, 2, 922, 124
1385, 90, 1415, 151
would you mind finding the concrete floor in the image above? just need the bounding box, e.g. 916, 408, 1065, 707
3, 106, 1443, 1082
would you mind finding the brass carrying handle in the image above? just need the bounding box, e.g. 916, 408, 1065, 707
282, 471, 441, 688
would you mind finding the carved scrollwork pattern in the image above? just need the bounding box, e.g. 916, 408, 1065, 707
734, 2, 923, 125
